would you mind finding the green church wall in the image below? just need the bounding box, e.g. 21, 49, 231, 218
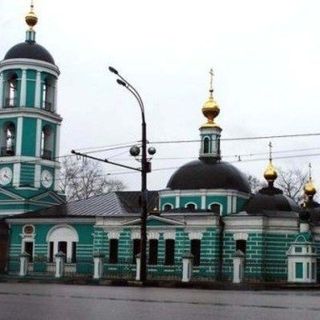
20, 163, 35, 187
160, 196, 175, 209
180, 196, 201, 209
26, 70, 36, 107
237, 197, 248, 212
206, 196, 228, 215
21, 117, 37, 156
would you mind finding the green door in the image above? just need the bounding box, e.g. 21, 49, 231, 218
295, 262, 303, 279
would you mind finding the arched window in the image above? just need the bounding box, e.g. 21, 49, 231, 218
1, 122, 15, 156
41, 77, 55, 112
209, 203, 222, 215
163, 203, 173, 212
203, 137, 210, 154
185, 203, 197, 211
47, 225, 78, 263
41, 125, 54, 160
5, 73, 18, 108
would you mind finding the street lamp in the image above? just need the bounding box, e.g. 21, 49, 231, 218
109, 66, 153, 282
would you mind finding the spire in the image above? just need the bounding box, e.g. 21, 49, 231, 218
263, 141, 278, 186
304, 163, 316, 199
25, 0, 38, 43
201, 68, 220, 128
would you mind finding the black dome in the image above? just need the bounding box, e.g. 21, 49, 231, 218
246, 186, 300, 214
4, 41, 55, 64
167, 159, 250, 193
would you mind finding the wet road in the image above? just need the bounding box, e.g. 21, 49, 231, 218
0, 283, 320, 320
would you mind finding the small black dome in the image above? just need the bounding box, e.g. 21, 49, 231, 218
167, 159, 250, 193
4, 41, 55, 64
246, 186, 300, 214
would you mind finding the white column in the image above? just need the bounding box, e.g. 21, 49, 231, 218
182, 254, 193, 282
135, 255, 141, 281
55, 252, 65, 278
54, 167, 60, 191
93, 254, 104, 279
67, 241, 72, 262
227, 196, 232, 214
19, 253, 30, 277
53, 82, 58, 112
19, 69, 27, 107
201, 194, 206, 210
55, 125, 61, 158
13, 163, 21, 187
0, 73, 3, 109
175, 196, 180, 208
34, 71, 41, 108
35, 119, 41, 157
15, 117, 23, 156
34, 165, 41, 188
233, 252, 245, 283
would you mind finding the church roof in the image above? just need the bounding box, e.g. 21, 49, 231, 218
4, 41, 55, 64
167, 159, 250, 193
7, 191, 159, 219
245, 185, 300, 214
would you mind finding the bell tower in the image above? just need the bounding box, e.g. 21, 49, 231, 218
0, 1, 65, 215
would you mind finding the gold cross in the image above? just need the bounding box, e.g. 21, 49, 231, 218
209, 68, 214, 97
309, 163, 312, 181
268, 141, 273, 162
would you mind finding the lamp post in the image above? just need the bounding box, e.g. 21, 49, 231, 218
109, 66, 149, 282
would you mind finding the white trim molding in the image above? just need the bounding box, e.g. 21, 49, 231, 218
233, 232, 249, 241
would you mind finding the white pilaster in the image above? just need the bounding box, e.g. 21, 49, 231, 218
19, 69, 27, 107
227, 195, 232, 214
232, 196, 237, 213
13, 163, 21, 187
34, 164, 41, 188
54, 167, 60, 191
55, 125, 61, 158
175, 195, 180, 208
54, 83, 58, 112
201, 194, 206, 210
16, 117, 23, 156
35, 119, 42, 157
34, 71, 41, 108
0, 73, 3, 109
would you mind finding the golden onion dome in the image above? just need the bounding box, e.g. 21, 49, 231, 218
264, 161, 278, 182
202, 96, 220, 126
304, 180, 316, 197
25, 5, 38, 28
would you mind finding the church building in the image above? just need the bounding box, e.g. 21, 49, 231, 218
1, 3, 320, 284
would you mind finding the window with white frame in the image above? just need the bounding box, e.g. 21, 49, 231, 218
47, 225, 78, 263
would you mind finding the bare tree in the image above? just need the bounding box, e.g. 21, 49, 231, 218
60, 156, 126, 201
275, 167, 308, 203
246, 174, 264, 193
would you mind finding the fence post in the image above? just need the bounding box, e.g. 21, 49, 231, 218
135, 253, 141, 281
182, 253, 194, 282
93, 252, 104, 279
19, 252, 30, 277
55, 251, 65, 278
233, 250, 245, 283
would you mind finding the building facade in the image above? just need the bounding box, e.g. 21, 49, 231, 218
2, 3, 320, 284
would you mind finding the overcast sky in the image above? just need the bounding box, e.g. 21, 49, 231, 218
1, 0, 320, 193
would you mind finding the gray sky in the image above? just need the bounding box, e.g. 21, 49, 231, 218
1, 0, 320, 192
